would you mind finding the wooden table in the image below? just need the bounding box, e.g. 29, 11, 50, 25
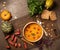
0, 0, 60, 50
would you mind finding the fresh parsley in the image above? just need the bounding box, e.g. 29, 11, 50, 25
27, 0, 45, 16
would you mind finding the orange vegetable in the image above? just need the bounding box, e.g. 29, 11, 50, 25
0, 10, 11, 21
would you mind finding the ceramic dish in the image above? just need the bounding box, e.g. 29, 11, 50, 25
23, 22, 43, 42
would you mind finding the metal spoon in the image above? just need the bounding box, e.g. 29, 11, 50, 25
36, 19, 48, 36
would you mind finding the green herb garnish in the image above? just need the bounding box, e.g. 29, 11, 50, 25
31, 33, 35, 36
27, 0, 45, 16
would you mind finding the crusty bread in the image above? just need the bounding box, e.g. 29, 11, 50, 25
50, 11, 57, 21
41, 10, 57, 21
41, 10, 51, 19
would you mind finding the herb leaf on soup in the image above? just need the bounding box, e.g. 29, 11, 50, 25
31, 33, 35, 36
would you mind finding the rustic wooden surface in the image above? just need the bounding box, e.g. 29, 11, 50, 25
0, 0, 60, 50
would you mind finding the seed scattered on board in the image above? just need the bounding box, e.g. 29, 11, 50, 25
3, 2, 6, 4
48, 30, 50, 32
49, 33, 51, 36
2, 4, 6, 7
2, 2, 6, 7
4, 7, 7, 9
42, 22, 44, 24
45, 27, 48, 30
14, 16, 17, 19
51, 29, 53, 31
43, 25, 45, 27
51, 24, 54, 26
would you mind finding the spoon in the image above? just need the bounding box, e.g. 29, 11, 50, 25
36, 16, 48, 36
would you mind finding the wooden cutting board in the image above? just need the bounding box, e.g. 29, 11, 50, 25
0, 0, 60, 50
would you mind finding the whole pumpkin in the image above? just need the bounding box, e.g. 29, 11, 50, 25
0, 10, 11, 21
1, 21, 13, 33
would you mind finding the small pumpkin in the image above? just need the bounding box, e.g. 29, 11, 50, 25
0, 10, 11, 21
1, 21, 13, 33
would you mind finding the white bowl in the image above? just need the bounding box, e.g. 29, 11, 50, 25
23, 22, 43, 42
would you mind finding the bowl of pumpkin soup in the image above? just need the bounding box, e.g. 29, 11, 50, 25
23, 22, 43, 42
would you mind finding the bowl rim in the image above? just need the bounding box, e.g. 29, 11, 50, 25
23, 22, 43, 42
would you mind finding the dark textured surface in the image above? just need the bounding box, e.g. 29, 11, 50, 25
0, 0, 60, 50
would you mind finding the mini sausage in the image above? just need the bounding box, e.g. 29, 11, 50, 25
13, 37, 17, 43
14, 43, 17, 48
15, 29, 21, 35
24, 42, 27, 49
18, 43, 21, 48
6, 46, 11, 49
11, 34, 15, 41
8, 41, 14, 46
5, 35, 10, 40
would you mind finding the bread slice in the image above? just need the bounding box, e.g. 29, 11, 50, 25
50, 11, 57, 21
41, 10, 51, 19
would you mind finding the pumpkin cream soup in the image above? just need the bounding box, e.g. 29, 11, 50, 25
24, 23, 43, 42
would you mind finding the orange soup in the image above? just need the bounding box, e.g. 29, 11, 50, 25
24, 23, 43, 42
